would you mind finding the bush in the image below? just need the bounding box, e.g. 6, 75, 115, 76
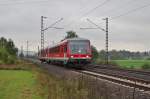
0, 60, 4, 65
141, 64, 150, 69
146, 57, 150, 60
95, 59, 105, 65
0, 48, 17, 64
129, 65, 134, 69
0, 48, 9, 63
6, 55, 16, 64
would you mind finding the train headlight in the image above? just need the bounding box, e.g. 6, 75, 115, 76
71, 56, 74, 58
86, 55, 89, 58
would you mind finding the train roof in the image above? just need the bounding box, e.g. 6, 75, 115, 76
45, 37, 89, 49
63, 37, 89, 42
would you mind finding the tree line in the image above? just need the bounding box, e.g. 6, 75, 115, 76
1, 31, 148, 64
0, 37, 18, 64
64, 31, 150, 61
98, 50, 150, 60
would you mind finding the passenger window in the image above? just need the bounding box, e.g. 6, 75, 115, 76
64, 46, 67, 53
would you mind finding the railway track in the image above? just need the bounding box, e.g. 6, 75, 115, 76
26, 58, 150, 92
82, 64, 150, 91
88, 64, 150, 76
80, 70, 150, 91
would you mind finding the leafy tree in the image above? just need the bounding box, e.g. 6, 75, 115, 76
0, 48, 9, 63
64, 31, 78, 39
99, 50, 106, 60
99, 49, 150, 60
0, 37, 18, 64
0, 37, 7, 48
6, 39, 18, 55
91, 45, 99, 61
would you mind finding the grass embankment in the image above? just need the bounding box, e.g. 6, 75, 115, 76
0, 70, 40, 99
37, 71, 88, 99
0, 60, 90, 99
0, 60, 45, 99
1, 60, 144, 99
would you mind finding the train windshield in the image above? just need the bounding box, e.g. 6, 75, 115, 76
69, 40, 90, 54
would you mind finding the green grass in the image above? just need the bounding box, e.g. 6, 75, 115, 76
114, 60, 150, 69
0, 60, 112, 99
37, 72, 88, 99
0, 70, 41, 99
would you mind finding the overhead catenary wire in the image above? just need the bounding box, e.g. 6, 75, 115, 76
86, 18, 105, 31
43, 18, 64, 31
110, 2, 150, 20
65, 0, 150, 28
0, 0, 50, 6
64, 0, 111, 27
79, 0, 150, 25
100, 0, 138, 15
82, 0, 111, 16
1, 0, 150, 29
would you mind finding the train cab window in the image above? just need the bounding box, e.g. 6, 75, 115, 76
69, 40, 90, 54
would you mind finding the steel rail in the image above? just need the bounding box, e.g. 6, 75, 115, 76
87, 64, 150, 76
25, 58, 150, 91
80, 70, 150, 91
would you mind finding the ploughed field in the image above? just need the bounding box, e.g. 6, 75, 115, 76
114, 60, 150, 69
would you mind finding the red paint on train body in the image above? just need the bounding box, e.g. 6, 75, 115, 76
39, 38, 92, 65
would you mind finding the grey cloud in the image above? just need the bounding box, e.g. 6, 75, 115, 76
0, 0, 149, 51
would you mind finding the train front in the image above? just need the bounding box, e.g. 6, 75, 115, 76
67, 38, 92, 64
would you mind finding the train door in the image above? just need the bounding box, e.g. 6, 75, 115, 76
63, 44, 67, 64
64, 44, 67, 58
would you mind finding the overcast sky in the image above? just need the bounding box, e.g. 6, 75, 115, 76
0, 0, 150, 52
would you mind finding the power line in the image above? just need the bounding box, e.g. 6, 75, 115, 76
111, 2, 150, 20
101, 0, 138, 16
86, 18, 105, 31
0, 0, 49, 6
80, 18, 109, 65
65, 0, 150, 28
43, 18, 64, 31
64, 0, 111, 27
40, 16, 64, 56
82, 0, 111, 16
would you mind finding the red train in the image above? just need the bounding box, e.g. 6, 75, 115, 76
38, 38, 92, 66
